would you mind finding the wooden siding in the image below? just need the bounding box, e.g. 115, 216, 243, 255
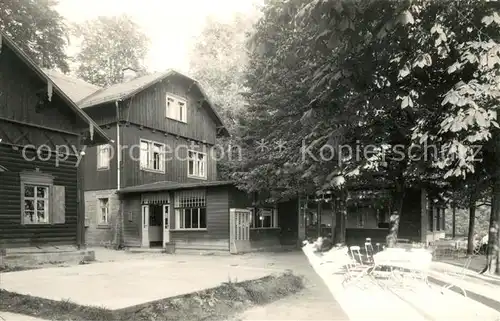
0, 44, 81, 133
119, 75, 217, 144
121, 194, 142, 247
82, 126, 117, 191
81, 105, 117, 126
170, 187, 229, 250
0, 144, 78, 247
121, 124, 217, 187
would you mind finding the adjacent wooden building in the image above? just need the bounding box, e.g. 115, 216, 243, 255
0, 32, 109, 249
296, 187, 447, 246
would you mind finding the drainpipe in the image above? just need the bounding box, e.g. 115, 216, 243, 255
116, 100, 121, 191
115, 100, 122, 248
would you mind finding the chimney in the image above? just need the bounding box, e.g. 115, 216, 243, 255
122, 68, 137, 82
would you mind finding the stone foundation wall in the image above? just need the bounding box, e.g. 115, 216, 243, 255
84, 189, 120, 247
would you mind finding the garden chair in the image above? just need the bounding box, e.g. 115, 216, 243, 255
440, 255, 474, 297
342, 246, 375, 288
365, 241, 375, 264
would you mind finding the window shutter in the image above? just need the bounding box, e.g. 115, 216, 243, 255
52, 185, 66, 224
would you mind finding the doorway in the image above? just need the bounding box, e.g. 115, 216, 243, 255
141, 203, 170, 248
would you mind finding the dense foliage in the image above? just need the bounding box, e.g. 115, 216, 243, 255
232, 0, 499, 268
73, 14, 150, 87
0, 0, 69, 72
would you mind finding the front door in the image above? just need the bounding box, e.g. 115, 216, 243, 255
163, 204, 170, 246
141, 205, 149, 247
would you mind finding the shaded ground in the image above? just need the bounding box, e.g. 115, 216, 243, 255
438, 255, 499, 275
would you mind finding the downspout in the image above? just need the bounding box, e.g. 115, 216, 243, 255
116, 100, 121, 191
115, 100, 122, 248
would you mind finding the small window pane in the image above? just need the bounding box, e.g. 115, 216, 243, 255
199, 208, 207, 228
37, 187, 48, 198
188, 160, 194, 175
37, 200, 46, 211
184, 209, 191, 228
37, 210, 47, 222
25, 211, 35, 223
262, 215, 272, 228
25, 200, 34, 211
192, 209, 199, 228
25, 186, 35, 197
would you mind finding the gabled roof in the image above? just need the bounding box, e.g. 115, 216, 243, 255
118, 180, 234, 194
0, 31, 110, 145
42, 69, 101, 103
79, 70, 230, 137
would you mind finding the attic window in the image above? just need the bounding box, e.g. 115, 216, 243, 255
166, 94, 187, 123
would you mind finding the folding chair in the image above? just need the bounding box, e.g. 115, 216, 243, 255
440, 255, 474, 297
342, 246, 375, 288
365, 241, 375, 264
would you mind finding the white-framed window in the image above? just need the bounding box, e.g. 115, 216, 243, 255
140, 139, 165, 172
97, 144, 111, 170
250, 207, 278, 229
20, 172, 65, 225
187, 150, 207, 179
23, 184, 50, 224
98, 198, 109, 225
166, 93, 187, 123
174, 190, 207, 230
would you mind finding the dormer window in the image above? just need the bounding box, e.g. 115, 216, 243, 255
166, 94, 187, 123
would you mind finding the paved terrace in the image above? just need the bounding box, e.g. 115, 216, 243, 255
303, 247, 500, 321
0, 254, 286, 310
1, 250, 349, 320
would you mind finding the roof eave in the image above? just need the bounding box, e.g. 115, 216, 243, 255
118, 180, 234, 194
79, 70, 230, 136
0, 32, 111, 145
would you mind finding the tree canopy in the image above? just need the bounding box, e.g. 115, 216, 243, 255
232, 0, 500, 262
73, 14, 150, 87
0, 0, 70, 72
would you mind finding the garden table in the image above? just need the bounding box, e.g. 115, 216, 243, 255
372, 248, 433, 287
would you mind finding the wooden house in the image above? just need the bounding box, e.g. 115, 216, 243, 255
47, 69, 299, 252
0, 32, 109, 249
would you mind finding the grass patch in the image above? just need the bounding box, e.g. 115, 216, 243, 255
0, 272, 304, 321
0, 265, 40, 272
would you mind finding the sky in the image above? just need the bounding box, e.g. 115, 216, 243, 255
56, 0, 261, 73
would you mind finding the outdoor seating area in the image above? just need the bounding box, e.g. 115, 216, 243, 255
310, 238, 434, 291
305, 237, 480, 297
302, 238, 500, 320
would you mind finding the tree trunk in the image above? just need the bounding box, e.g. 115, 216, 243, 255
467, 192, 477, 255
335, 189, 347, 244
452, 204, 456, 238
483, 178, 500, 274
482, 132, 500, 275
387, 184, 405, 248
